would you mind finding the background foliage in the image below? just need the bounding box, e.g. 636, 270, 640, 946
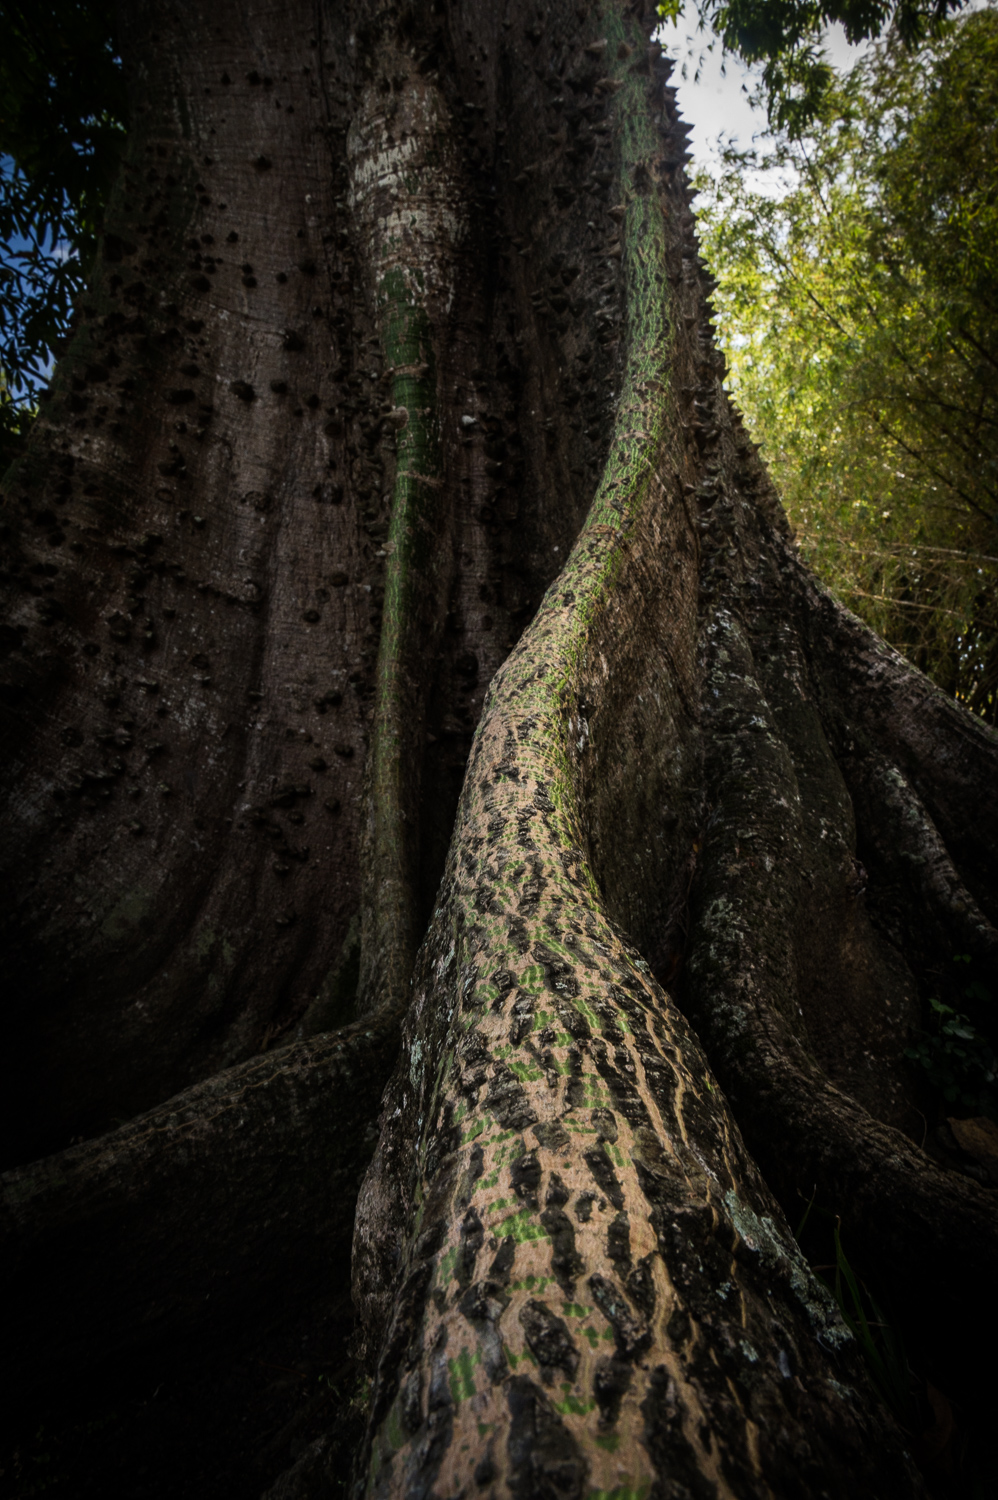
0, 0, 124, 466
695, 5, 998, 719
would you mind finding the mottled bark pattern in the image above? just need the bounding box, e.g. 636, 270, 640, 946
356, 733, 917, 1495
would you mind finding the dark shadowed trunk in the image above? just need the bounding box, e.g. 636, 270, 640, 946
1, 0, 996, 1495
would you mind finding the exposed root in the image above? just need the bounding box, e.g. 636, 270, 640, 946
851, 752, 998, 966
0, 1003, 400, 1402
685, 602, 998, 1385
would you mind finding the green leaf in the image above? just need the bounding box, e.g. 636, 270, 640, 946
696, 8, 998, 723
0, 0, 127, 428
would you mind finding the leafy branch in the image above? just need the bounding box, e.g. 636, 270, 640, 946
696, 7, 998, 720
0, 0, 126, 459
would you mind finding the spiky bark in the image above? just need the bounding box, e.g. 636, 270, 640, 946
1, 0, 995, 1494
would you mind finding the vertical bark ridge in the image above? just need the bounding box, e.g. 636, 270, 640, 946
351, 8, 921, 1495
851, 750, 997, 965
347, 52, 468, 1014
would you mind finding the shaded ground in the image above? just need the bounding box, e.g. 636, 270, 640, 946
1, 1274, 363, 1500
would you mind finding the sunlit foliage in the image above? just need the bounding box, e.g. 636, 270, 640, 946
696, 6, 998, 719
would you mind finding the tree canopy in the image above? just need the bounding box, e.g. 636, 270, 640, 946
696, 4, 998, 720
660, 0, 966, 127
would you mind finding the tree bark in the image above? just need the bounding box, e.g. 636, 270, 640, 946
1, 0, 995, 1494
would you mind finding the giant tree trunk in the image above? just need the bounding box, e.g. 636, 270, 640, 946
1, 0, 996, 1494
